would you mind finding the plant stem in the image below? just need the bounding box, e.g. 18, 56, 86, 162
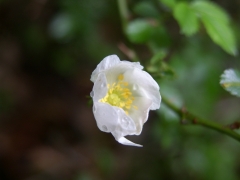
117, 0, 129, 32
161, 95, 240, 142
117, 0, 140, 62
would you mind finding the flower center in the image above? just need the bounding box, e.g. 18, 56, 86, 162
100, 74, 137, 114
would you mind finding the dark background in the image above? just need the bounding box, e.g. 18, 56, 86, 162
0, 0, 240, 180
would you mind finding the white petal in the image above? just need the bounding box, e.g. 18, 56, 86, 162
93, 102, 119, 133
92, 73, 108, 102
123, 68, 161, 110
121, 60, 143, 70
129, 97, 152, 135
111, 108, 136, 137
90, 55, 120, 82
105, 61, 143, 84
93, 102, 137, 143
117, 137, 142, 147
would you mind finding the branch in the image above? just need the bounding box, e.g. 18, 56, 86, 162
118, 42, 140, 62
226, 122, 240, 130
162, 96, 240, 142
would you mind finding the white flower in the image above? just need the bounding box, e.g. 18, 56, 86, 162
90, 55, 161, 147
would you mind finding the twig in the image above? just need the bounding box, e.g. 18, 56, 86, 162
118, 42, 139, 62
162, 96, 240, 142
117, 0, 129, 32
226, 122, 240, 130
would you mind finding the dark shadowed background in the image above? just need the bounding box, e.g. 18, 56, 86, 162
0, 0, 240, 180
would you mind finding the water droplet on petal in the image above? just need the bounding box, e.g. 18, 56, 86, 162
93, 105, 97, 113
102, 125, 108, 131
132, 84, 138, 91
90, 91, 94, 97
113, 111, 117, 116
101, 83, 107, 88
115, 109, 121, 115
121, 117, 129, 127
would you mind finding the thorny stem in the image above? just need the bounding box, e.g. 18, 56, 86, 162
118, 0, 240, 143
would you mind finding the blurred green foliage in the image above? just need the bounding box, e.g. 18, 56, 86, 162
173, 2, 199, 36
0, 0, 240, 180
126, 19, 155, 43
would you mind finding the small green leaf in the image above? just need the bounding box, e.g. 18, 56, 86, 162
192, 1, 237, 55
173, 2, 199, 36
201, 17, 236, 55
150, 50, 167, 65
220, 69, 240, 97
147, 50, 167, 73
133, 2, 159, 18
126, 19, 154, 44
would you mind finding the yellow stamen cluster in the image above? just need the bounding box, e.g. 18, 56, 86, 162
100, 74, 137, 114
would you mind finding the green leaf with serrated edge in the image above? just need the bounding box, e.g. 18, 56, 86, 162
201, 17, 236, 55
173, 2, 199, 36
220, 69, 240, 97
126, 19, 154, 44
192, 1, 229, 24
192, 1, 237, 55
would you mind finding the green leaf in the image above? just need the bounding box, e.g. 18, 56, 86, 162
133, 2, 159, 18
126, 19, 154, 44
220, 69, 240, 97
150, 50, 167, 65
147, 50, 166, 73
173, 2, 199, 36
192, 1, 237, 55
192, 1, 229, 24
201, 17, 236, 55
147, 47, 174, 79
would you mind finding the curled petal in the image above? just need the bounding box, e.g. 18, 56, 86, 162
93, 102, 137, 142
93, 102, 119, 133
117, 137, 142, 147
90, 55, 120, 82
112, 108, 136, 137
129, 97, 152, 135
123, 68, 161, 110
105, 61, 143, 84
121, 61, 143, 70
92, 73, 108, 102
